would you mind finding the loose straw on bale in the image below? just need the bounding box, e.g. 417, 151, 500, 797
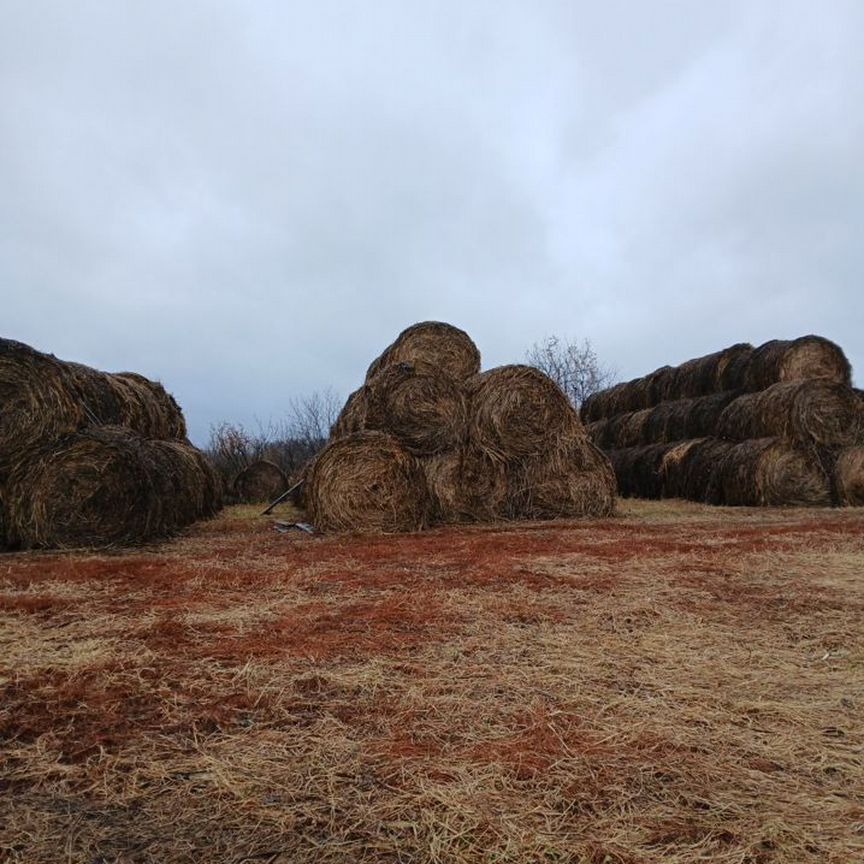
509, 435, 616, 519
717, 380, 863, 448
834, 447, 864, 506
364, 360, 468, 456
365, 321, 481, 383
330, 387, 368, 439
233, 459, 288, 504
4, 426, 221, 550
305, 431, 431, 533
468, 365, 582, 461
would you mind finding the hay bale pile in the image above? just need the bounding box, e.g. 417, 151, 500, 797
306, 322, 615, 531
0, 338, 221, 549
583, 335, 864, 507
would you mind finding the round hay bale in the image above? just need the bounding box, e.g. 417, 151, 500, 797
509, 435, 616, 519
5, 426, 219, 549
365, 321, 480, 383
364, 361, 468, 456
717, 381, 863, 448
744, 336, 851, 391
659, 438, 737, 500
110, 372, 187, 439
468, 365, 582, 460
606, 443, 676, 499
707, 438, 831, 506
834, 447, 864, 506
233, 460, 288, 504
305, 431, 430, 533
420, 450, 466, 523
330, 387, 368, 439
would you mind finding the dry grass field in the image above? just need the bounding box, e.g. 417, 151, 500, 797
1, 501, 863, 863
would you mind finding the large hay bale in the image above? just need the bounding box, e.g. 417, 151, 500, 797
365, 321, 481, 382
110, 372, 187, 439
743, 336, 851, 391
468, 365, 582, 460
509, 435, 616, 519
233, 459, 288, 504
305, 431, 430, 532
834, 447, 864, 506
5, 426, 219, 550
717, 380, 863, 447
660, 438, 736, 500
330, 387, 368, 439
364, 361, 467, 456
707, 438, 831, 506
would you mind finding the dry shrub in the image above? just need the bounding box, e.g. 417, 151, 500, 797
707, 439, 832, 507
365, 321, 481, 382
509, 435, 616, 519
305, 431, 431, 533
468, 365, 582, 460
232, 459, 288, 504
364, 361, 468, 456
4, 426, 220, 550
660, 438, 736, 500
330, 387, 368, 439
717, 380, 863, 447
834, 447, 864, 506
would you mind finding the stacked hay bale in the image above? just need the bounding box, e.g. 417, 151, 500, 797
582, 336, 864, 507
306, 322, 615, 531
0, 338, 221, 550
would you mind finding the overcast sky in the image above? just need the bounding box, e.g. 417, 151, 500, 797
2, 1, 862, 444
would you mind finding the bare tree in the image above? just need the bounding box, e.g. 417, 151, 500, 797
526, 336, 617, 408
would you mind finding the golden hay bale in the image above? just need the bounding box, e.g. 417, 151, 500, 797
509, 435, 616, 519
305, 431, 431, 533
330, 387, 368, 439
834, 447, 864, 506
364, 361, 468, 456
365, 321, 481, 383
5, 426, 220, 550
717, 381, 863, 447
233, 459, 288, 503
468, 365, 582, 460
707, 439, 831, 506
744, 335, 851, 391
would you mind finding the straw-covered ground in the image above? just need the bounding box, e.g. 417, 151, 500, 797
1, 501, 863, 863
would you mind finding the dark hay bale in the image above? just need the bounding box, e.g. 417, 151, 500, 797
605, 409, 652, 449
365, 321, 481, 383
606, 443, 677, 499
468, 365, 583, 460
233, 459, 288, 504
110, 372, 187, 439
305, 431, 431, 533
669, 343, 754, 399
659, 438, 736, 500
717, 381, 863, 447
364, 361, 468, 456
508, 435, 616, 519
743, 336, 851, 391
834, 447, 864, 506
707, 438, 831, 506
330, 387, 368, 439
5, 426, 219, 550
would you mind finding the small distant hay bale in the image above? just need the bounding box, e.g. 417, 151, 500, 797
5, 426, 219, 549
468, 365, 582, 460
364, 361, 468, 456
717, 381, 863, 447
707, 438, 831, 507
330, 387, 368, 439
509, 435, 616, 519
834, 447, 864, 506
233, 459, 288, 504
365, 321, 481, 383
744, 336, 851, 391
305, 431, 430, 532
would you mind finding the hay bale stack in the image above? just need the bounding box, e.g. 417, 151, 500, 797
706, 439, 832, 507
468, 365, 581, 460
717, 380, 863, 447
4, 426, 220, 550
365, 321, 481, 383
306, 431, 431, 532
364, 361, 468, 456
233, 459, 288, 504
834, 447, 864, 506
